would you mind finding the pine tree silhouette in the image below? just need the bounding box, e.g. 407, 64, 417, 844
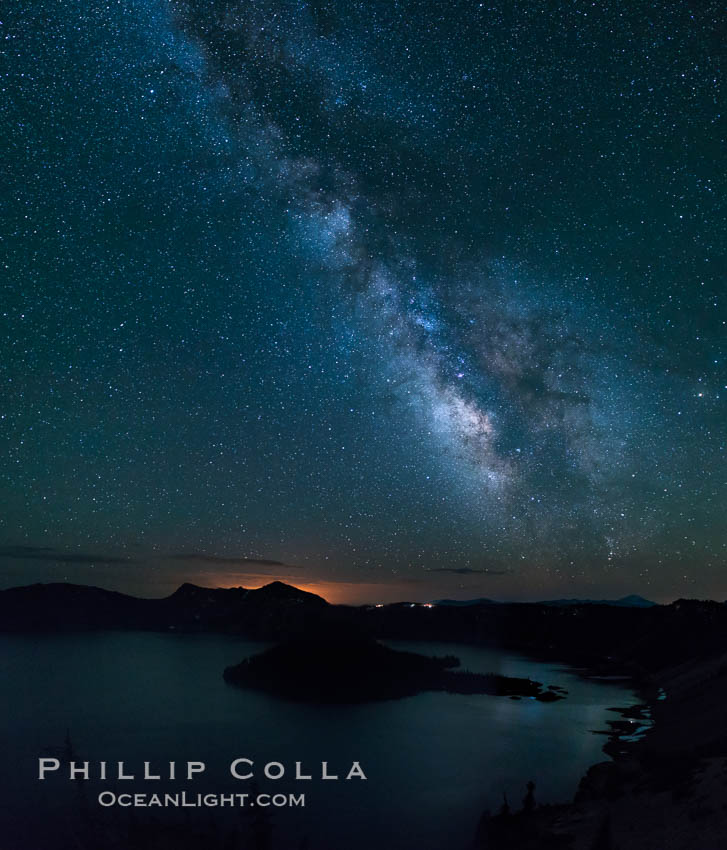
498, 792, 510, 817
522, 780, 536, 814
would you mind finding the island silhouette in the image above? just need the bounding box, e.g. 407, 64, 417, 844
222, 635, 564, 703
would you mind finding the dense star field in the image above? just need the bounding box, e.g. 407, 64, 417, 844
2, 0, 724, 602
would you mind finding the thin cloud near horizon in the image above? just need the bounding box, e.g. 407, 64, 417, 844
0, 545, 135, 565
168, 552, 304, 568
425, 567, 508, 576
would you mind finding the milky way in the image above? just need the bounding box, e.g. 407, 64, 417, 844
2, 0, 724, 601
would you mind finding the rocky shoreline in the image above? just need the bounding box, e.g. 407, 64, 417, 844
474, 657, 727, 849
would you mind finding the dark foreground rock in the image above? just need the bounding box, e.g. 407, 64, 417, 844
475, 648, 727, 849
223, 637, 562, 703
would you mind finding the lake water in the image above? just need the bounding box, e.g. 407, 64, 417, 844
0, 632, 639, 849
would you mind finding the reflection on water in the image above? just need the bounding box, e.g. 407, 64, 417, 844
0, 633, 640, 850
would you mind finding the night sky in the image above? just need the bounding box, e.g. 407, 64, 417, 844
2, 0, 724, 604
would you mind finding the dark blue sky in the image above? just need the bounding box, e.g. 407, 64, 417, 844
2, 0, 724, 603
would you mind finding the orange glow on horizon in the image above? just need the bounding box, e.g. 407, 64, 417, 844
209, 573, 430, 606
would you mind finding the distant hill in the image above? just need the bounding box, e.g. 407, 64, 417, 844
431, 594, 655, 608
433, 598, 499, 607
538, 594, 657, 608
0, 580, 328, 638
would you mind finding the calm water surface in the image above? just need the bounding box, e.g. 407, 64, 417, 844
0, 632, 639, 849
